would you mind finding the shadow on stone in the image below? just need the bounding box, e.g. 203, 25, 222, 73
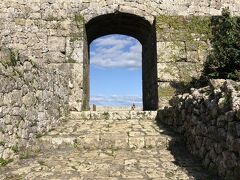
155, 121, 221, 180
170, 76, 209, 95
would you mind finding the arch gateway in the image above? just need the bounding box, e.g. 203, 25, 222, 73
0, 0, 240, 113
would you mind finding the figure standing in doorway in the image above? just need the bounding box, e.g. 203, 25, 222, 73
131, 103, 136, 110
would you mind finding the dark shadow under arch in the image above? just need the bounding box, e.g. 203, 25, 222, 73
86, 12, 152, 45
84, 12, 158, 110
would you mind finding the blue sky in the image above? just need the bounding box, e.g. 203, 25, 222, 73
90, 34, 143, 107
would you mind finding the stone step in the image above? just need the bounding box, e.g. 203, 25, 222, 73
1, 114, 218, 180
31, 133, 172, 152
27, 118, 173, 152
70, 111, 158, 120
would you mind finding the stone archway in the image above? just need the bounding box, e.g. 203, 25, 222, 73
83, 12, 158, 111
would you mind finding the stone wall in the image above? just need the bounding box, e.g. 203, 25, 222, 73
157, 80, 240, 179
1, 0, 240, 162
0, 1, 87, 111
156, 15, 212, 108
0, 48, 71, 160
0, 0, 240, 110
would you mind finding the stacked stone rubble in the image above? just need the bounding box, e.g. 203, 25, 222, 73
158, 80, 240, 179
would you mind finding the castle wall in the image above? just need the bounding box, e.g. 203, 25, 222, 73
0, 0, 240, 110
1, 0, 240, 160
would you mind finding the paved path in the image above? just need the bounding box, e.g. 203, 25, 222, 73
0, 111, 218, 180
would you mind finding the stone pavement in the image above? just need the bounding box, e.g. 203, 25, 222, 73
0, 111, 218, 180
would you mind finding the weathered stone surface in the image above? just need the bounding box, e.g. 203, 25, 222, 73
48, 36, 66, 52
0, 111, 217, 179
0, 1, 239, 179
158, 80, 240, 179
0, 0, 238, 111
0, 57, 69, 161
157, 41, 186, 62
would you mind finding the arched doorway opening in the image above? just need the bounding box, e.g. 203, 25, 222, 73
90, 34, 143, 109
83, 12, 158, 110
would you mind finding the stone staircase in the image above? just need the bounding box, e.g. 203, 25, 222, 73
0, 111, 218, 180
32, 111, 159, 151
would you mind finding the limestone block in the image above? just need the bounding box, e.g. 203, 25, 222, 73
177, 62, 203, 82
66, 37, 84, 63
69, 92, 83, 111
100, 133, 128, 149
70, 47, 84, 63
187, 51, 199, 62
145, 136, 160, 148
78, 135, 100, 149
38, 111, 47, 122
22, 92, 36, 107
69, 63, 83, 111
48, 36, 66, 52
11, 107, 21, 116
157, 31, 172, 42
157, 41, 186, 62
2, 148, 14, 160
0, 48, 11, 65
43, 51, 66, 63
129, 137, 145, 149
157, 62, 180, 82
3, 90, 22, 107
115, 135, 128, 149
111, 111, 131, 120
29, 13, 41, 19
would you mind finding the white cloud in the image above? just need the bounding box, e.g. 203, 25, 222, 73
91, 95, 143, 107
93, 36, 131, 47
90, 35, 142, 69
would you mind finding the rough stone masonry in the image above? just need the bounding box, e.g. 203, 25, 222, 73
0, 0, 240, 178
158, 80, 240, 179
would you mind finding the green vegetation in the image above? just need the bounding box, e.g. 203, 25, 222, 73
0, 141, 5, 146
104, 147, 117, 157
36, 133, 43, 139
75, 14, 85, 24
156, 15, 212, 44
10, 50, 17, 66
11, 145, 19, 153
67, 57, 77, 63
19, 150, 37, 160
75, 14, 85, 29
1, 48, 18, 68
37, 160, 45, 166
159, 87, 176, 97
45, 15, 58, 21
71, 166, 78, 170
0, 158, 12, 167
143, 145, 154, 149
205, 8, 240, 81
157, 15, 211, 36
102, 112, 110, 120
222, 93, 232, 107
73, 139, 79, 148
0, 127, 4, 134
